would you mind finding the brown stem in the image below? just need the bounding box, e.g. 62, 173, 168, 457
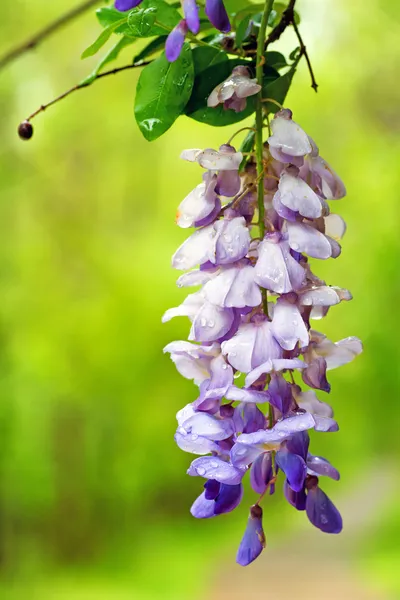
0, 0, 102, 71
265, 0, 296, 47
23, 61, 150, 123
291, 20, 318, 92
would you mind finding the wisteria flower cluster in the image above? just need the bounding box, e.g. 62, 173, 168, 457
163, 109, 362, 565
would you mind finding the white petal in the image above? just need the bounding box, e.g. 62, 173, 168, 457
271, 300, 309, 351
198, 149, 243, 171
172, 225, 217, 270
180, 148, 203, 162
314, 336, 363, 370
324, 214, 347, 240
279, 173, 322, 219
287, 222, 332, 260
176, 182, 214, 229
268, 117, 312, 157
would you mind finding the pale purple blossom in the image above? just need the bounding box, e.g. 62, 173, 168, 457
208, 66, 261, 113
163, 110, 362, 564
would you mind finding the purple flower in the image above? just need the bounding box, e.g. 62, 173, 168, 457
181, 145, 243, 198
205, 0, 231, 32
254, 232, 306, 294
176, 172, 220, 229
305, 477, 343, 534
276, 166, 323, 219
115, 0, 143, 10
203, 260, 261, 308
208, 66, 261, 113
164, 107, 362, 563
182, 0, 200, 34
221, 317, 282, 373
271, 298, 309, 351
236, 505, 266, 566
191, 481, 243, 518
165, 20, 188, 63
268, 109, 312, 165
163, 341, 220, 385
230, 413, 316, 469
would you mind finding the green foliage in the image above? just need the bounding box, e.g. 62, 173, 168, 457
265, 50, 288, 70
81, 18, 128, 58
80, 36, 137, 85
127, 6, 158, 37
235, 13, 252, 47
133, 35, 168, 63
96, 6, 126, 28
135, 44, 194, 141
238, 128, 255, 170
262, 66, 296, 113
134, 0, 180, 33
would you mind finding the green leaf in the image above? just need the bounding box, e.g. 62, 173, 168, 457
289, 46, 301, 61
192, 46, 228, 75
265, 51, 288, 70
224, 0, 253, 17
96, 7, 125, 28
133, 35, 167, 63
186, 58, 279, 127
137, 0, 180, 33
235, 14, 252, 48
233, 4, 264, 26
135, 44, 194, 141
80, 36, 136, 86
262, 67, 296, 114
127, 6, 157, 36
238, 128, 255, 171
81, 18, 127, 58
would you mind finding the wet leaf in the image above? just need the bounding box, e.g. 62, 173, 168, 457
135, 44, 194, 141
133, 35, 167, 63
80, 36, 136, 86
81, 18, 128, 58
262, 67, 296, 114
127, 6, 157, 36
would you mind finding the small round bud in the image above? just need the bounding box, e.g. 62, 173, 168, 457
305, 475, 319, 490
250, 504, 263, 519
18, 121, 33, 140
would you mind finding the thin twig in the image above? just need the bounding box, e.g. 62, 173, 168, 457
0, 0, 102, 71
291, 19, 318, 92
22, 61, 150, 124
265, 0, 296, 47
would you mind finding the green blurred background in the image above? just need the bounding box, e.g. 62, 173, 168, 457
0, 0, 399, 598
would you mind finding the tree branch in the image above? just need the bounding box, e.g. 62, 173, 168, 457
291, 19, 318, 92
0, 0, 102, 71
265, 0, 318, 92
265, 0, 296, 47
18, 61, 151, 139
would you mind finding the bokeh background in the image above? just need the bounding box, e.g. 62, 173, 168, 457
0, 0, 399, 598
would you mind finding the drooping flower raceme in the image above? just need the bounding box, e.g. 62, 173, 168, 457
163, 109, 362, 566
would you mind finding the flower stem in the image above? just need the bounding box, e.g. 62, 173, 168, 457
255, 0, 275, 315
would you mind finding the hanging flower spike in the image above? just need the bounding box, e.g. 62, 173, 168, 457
163, 107, 362, 565
182, 0, 200, 34
165, 20, 189, 63
205, 0, 231, 32
208, 66, 261, 113
114, 0, 143, 10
